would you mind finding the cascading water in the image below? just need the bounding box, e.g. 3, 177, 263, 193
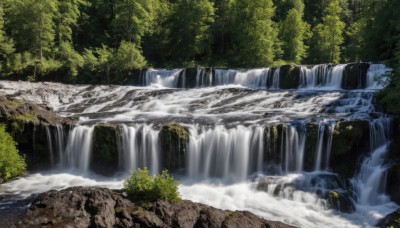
353, 118, 393, 206
366, 64, 392, 89
141, 69, 183, 87
117, 124, 160, 174
0, 63, 397, 228
62, 125, 95, 172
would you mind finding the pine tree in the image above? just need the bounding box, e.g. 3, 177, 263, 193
280, 0, 310, 63
230, 0, 280, 67
164, 0, 215, 66
313, 0, 345, 63
56, 0, 88, 45
0, 3, 14, 72
5, 0, 58, 60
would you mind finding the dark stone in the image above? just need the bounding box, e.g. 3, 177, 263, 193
330, 120, 370, 178
327, 191, 356, 213
279, 65, 301, 89
160, 123, 189, 172
13, 187, 295, 228
386, 118, 400, 204
91, 124, 120, 176
376, 209, 400, 228
342, 63, 370, 89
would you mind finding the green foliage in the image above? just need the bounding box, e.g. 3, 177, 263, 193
312, 0, 345, 63
229, 0, 281, 67
123, 168, 180, 203
164, 0, 215, 66
0, 124, 26, 181
113, 41, 146, 70
280, 0, 311, 63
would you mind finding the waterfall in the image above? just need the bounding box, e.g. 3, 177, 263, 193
353, 118, 392, 206
187, 125, 264, 182
45, 126, 54, 167
55, 125, 66, 166
195, 68, 212, 87
141, 69, 183, 87
117, 124, 160, 174
366, 64, 392, 89
314, 122, 335, 171
62, 125, 95, 172
302, 64, 346, 89
284, 124, 306, 173
270, 68, 280, 89
213, 69, 269, 88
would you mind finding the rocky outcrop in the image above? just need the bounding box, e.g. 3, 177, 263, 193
0, 97, 73, 171
91, 124, 120, 175
376, 209, 400, 228
279, 65, 301, 89
160, 123, 189, 172
13, 187, 295, 228
342, 63, 370, 89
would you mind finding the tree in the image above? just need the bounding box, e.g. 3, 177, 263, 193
312, 0, 345, 63
0, 3, 14, 72
280, 0, 310, 63
5, 0, 58, 60
113, 41, 146, 70
56, 0, 88, 45
112, 0, 159, 46
229, 0, 281, 67
164, 0, 215, 66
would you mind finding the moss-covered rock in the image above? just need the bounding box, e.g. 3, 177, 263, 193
327, 191, 356, 213
330, 120, 370, 178
303, 124, 319, 171
279, 65, 301, 89
342, 63, 370, 89
160, 123, 189, 172
264, 125, 284, 169
376, 209, 400, 228
91, 124, 119, 176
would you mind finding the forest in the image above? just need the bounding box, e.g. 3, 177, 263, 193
0, 0, 399, 83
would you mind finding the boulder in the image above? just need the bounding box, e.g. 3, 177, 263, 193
13, 187, 295, 228
376, 209, 400, 228
160, 123, 189, 172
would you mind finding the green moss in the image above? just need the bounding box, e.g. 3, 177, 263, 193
329, 191, 340, 200
11, 113, 35, 122
226, 211, 237, 221
161, 123, 189, 172
162, 123, 189, 142
3, 100, 24, 107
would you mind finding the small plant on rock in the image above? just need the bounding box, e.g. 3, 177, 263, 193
123, 168, 180, 203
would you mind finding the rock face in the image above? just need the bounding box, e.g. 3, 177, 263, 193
376, 209, 400, 228
13, 187, 295, 228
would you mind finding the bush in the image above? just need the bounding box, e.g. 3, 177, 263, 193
123, 168, 180, 203
0, 124, 26, 181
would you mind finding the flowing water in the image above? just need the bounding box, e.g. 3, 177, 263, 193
0, 63, 397, 227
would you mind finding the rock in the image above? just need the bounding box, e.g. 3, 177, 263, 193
279, 65, 301, 89
160, 123, 189, 172
91, 124, 120, 176
376, 209, 400, 228
327, 191, 356, 213
13, 187, 295, 228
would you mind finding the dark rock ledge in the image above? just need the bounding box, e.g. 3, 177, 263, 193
12, 187, 295, 228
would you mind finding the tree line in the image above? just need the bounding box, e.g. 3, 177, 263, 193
0, 0, 399, 82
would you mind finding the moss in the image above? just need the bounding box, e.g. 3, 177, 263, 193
3, 100, 24, 107
160, 123, 189, 172
330, 120, 370, 178
329, 191, 340, 200
226, 211, 237, 221
91, 125, 119, 175
279, 65, 301, 89
11, 113, 35, 122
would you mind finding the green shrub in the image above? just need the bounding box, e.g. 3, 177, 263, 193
0, 124, 26, 181
123, 168, 180, 203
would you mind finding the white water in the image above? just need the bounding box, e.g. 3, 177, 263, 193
366, 64, 392, 89
0, 63, 397, 228
117, 124, 160, 174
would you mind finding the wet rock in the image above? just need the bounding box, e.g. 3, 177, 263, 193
279, 65, 301, 89
13, 187, 295, 228
376, 209, 400, 228
330, 120, 370, 178
160, 123, 189, 172
342, 63, 370, 89
91, 124, 120, 176
327, 191, 356, 213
